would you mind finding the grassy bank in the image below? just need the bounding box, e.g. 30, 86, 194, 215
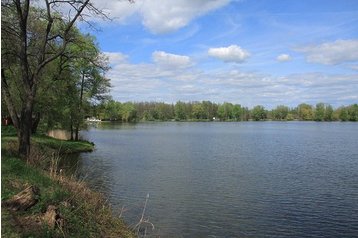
1, 129, 134, 237
2, 126, 94, 154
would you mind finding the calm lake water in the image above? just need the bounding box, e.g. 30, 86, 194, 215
68, 122, 358, 237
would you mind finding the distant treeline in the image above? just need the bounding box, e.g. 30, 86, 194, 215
94, 101, 358, 122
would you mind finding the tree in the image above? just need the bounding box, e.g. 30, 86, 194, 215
272, 105, 289, 120
324, 104, 333, 121
251, 105, 266, 121
338, 107, 349, 121
201, 101, 218, 120
347, 104, 358, 121
1, 0, 101, 159
297, 103, 314, 121
218, 102, 234, 121
174, 101, 187, 121
232, 104, 242, 121
314, 103, 325, 121
192, 103, 205, 120
103, 100, 122, 120
241, 107, 250, 121
121, 102, 136, 122
68, 35, 110, 140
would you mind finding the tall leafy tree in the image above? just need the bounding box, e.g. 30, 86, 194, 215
347, 104, 358, 121
218, 102, 234, 121
324, 104, 334, 121
272, 105, 289, 120
174, 101, 187, 121
314, 103, 325, 121
1, 0, 104, 159
297, 103, 314, 121
68, 35, 110, 140
251, 105, 267, 121
192, 103, 206, 120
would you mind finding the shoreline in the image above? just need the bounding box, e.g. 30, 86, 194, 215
1, 132, 134, 237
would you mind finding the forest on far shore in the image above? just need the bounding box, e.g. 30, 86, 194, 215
88, 101, 358, 123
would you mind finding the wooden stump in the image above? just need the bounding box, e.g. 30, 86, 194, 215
2, 185, 40, 211
43, 205, 64, 229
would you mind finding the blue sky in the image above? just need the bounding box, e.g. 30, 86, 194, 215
82, 0, 358, 108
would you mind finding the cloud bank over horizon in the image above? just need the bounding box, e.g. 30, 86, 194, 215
297, 40, 358, 65
90, 0, 358, 108
104, 50, 358, 108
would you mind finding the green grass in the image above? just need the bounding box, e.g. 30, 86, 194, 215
1, 127, 134, 238
1, 156, 69, 237
1, 126, 94, 154
31, 135, 94, 154
1, 157, 134, 238
1, 125, 17, 136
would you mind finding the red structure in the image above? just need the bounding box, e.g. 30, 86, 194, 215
2, 116, 12, 126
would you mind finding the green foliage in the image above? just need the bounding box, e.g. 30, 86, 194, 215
297, 103, 314, 120
348, 104, 358, 121
232, 104, 242, 121
339, 107, 349, 121
272, 105, 289, 120
218, 102, 234, 121
121, 102, 137, 122
314, 103, 325, 121
1, 125, 17, 136
251, 105, 267, 121
192, 103, 206, 119
324, 104, 334, 121
174, 101, 187, 121
2, 3, 110, 139
94, 100, 358, 122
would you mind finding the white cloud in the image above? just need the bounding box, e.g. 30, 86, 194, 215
208, 45, 250, 63
297, 39, 358, 65
104, 52, 128, 65
140, 0, 230, 33
91, 0, 230, 34
152, 51, 192, 68
105, 51, 358, 107
277, 54, 292, 62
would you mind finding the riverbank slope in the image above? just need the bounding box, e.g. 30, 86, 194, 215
1, 128, 134, 237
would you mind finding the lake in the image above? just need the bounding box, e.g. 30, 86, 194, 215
68, 122, 358, 237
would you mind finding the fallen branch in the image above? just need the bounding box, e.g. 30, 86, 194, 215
2, 185, 40, 211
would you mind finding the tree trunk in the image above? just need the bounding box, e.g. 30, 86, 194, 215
70, 119, 74, 141
19, 102, 33, 160
74, 72, 85, 141
75, 126, 79, 141
31, 112, 41, 134
1, 69, 20, 130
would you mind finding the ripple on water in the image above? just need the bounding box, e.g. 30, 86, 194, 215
76, 122, 358, 237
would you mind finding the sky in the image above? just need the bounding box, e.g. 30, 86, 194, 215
81, 0, 358, 108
